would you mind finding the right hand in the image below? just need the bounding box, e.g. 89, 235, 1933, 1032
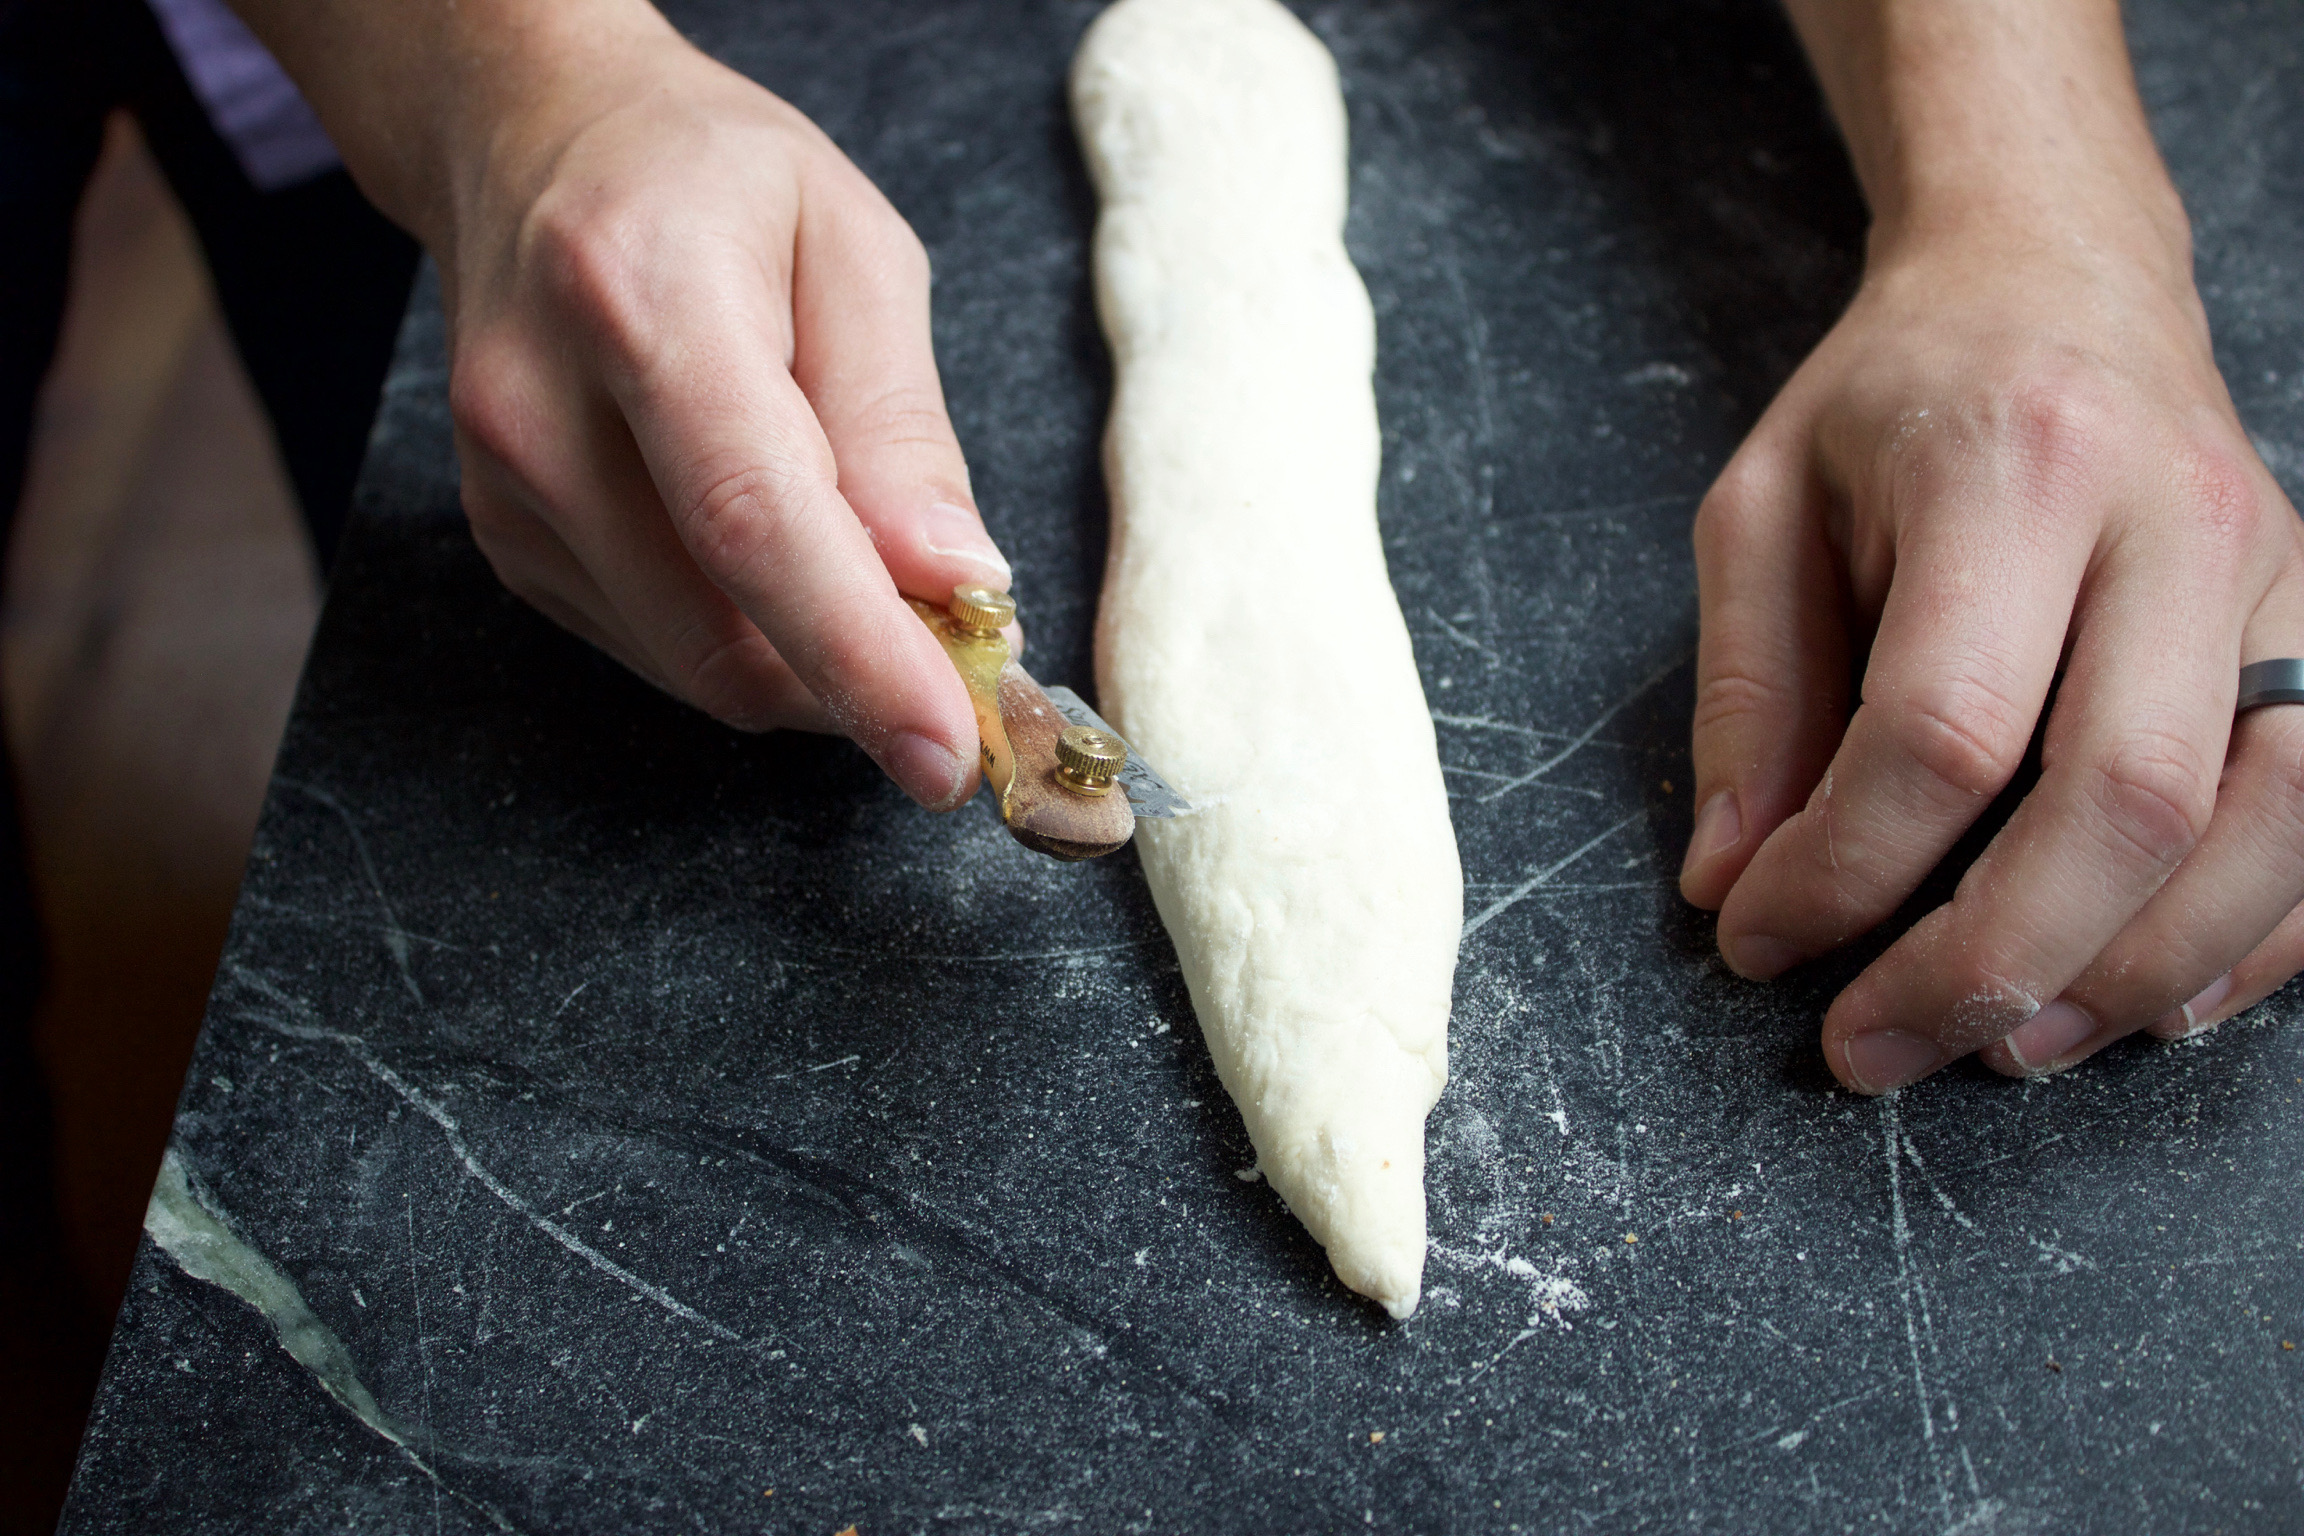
433, 16, 1008, 808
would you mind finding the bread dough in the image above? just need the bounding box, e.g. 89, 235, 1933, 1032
1073, 0, 1462, 1319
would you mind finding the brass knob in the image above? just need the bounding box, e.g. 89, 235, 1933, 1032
1056, 725, 1126, 796
948, 584, 1016, 638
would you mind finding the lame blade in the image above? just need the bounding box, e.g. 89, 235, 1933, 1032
1040, 685, 1194, 818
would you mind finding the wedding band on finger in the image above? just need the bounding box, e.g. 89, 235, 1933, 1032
2237, 658, 2304, 713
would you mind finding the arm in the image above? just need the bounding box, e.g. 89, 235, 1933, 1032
1681, 0, 2304, 1090
229, 0, 1013, 809
1781, 0, 2189, 263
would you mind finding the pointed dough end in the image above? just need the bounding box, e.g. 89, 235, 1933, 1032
1314, 1173, 1426, 1321
1261, 1119, 1430, 1321
1333, 1241, 1424, 1321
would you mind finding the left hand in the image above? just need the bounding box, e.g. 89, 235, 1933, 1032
1678, 206, 2304, 1093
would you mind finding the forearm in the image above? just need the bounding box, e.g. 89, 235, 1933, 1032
226, 0, 681, 251
1782, 0, 2188, 268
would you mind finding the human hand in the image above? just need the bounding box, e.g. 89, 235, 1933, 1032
401, 10, 1007, 808
1679, 206, 2304, 1091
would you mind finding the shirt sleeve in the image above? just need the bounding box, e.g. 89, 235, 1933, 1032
144, 0, 340, 192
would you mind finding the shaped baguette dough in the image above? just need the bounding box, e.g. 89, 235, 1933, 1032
1073, 0, 1462, 1319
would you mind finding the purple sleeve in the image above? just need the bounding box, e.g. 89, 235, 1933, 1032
145, 0, 341, 192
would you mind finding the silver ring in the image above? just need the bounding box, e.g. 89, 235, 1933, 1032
2238, 658, 2304, 713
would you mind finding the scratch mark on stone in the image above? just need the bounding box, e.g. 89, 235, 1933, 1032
1462, 878, 1671, 899
1441, 763, 1607, 800
1525, 1021, 1571, 1142
1462, 811, 1645, 940
763, 1054, 863, 1082
2029, 1235, 2099, 1274
277, 778, 424, 1005
1731, 1386, 1883, 1448
369, 1055, 744, 1343
1463, 1324, 1540, 1382
1474, 652, 1691, 802
238, 894, 468, 953
1897, 1134, 1980, 1233
1424, 607, 1506, 667
1882, 1095, 1959, 1521
1953, 1130, 2070, 1175
227, 966, 744, 1344
1429, 712, 1582, 742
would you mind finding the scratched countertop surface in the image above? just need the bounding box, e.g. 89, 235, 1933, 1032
59, 1, 2304, 1532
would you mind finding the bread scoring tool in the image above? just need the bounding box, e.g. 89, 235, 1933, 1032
910, 584, 1190, 861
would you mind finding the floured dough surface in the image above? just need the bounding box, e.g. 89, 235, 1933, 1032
1073, 0, 1463, 1319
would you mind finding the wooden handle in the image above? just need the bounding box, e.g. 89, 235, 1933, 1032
908, 595, 1136, 861
994, 663, 1135, 861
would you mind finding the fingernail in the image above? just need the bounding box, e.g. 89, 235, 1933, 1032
885, 730, 968, 811
2003, 999, 2101, 1073
922, 501, 1011, 582
1728, 934, 1802, 980
1841, 1030, 1944, 1094
1681, 789, 1741, 875
2160, 972, 2234, 1039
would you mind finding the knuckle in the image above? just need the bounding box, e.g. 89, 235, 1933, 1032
878, 216, 932, 282
525, 196, 661, 367
2089, 731, 2216, 869
2169, 439, 2265, 568
808, 178, 931, 291
1691, 460, 1774, 559
676, 458, 809, 582
846, 192, 930, 275
447, 337, 533, 472
1691, 667, 1793, 742
2000, 375, 2115, 496
837, 380, 955, 455
1876, 677, 2031, 802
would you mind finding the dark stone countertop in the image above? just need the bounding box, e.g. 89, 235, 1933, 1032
58, 2, 2304, 1532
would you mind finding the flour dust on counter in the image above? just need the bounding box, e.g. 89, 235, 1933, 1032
1074, 0, 1464, 1319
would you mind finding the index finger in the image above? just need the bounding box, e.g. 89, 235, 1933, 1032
609, 265, 979, 810
1714, 437, 2092, 979
784, 156, 1013, 604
